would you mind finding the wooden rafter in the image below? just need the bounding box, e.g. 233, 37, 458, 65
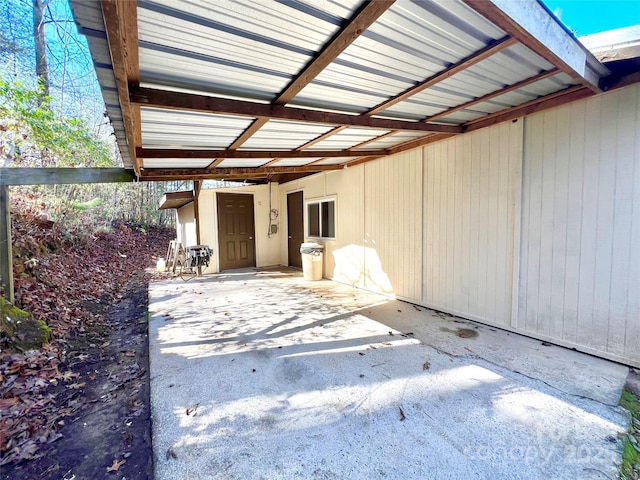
464, 85, 592, 131
259, 158, 283, 168
295, 36, 516, 160
366, 36, 518, 116
340, 132, 454, 167
224, 1, 395, 152
138, 148, 387, 159
255, 126, 351, 168
100, 0, 141, 175
129, 87, 462, 134
296, 126, 349, 151
389, 133, 457, 155
141, 165, 339, 176
341, 132, 455, 168
278, 1, 395, 105
139, 164, 342, 181
303, 158, 331, 167
425, 68, 560, 122
348, 130, 398, 150
226, 119, 266, 152
316, 131, 401, 168
462, 0, 606, 93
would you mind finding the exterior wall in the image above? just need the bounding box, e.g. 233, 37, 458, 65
279, 153, 422, 302
279, 169, 367, 286
275, 84, 639, 366
518, 84, 640, 365
176, 184, 281, 274
364, 150, 423, 301
422, 121, 522, 327
176, 203, 196, 246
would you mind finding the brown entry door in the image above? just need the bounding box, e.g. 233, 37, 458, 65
217, 193, 256, 271
287, 191, 304, 269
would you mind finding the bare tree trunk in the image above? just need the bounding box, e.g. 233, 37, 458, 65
33, 0, 49, 101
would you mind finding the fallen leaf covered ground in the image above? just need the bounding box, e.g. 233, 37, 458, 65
0, 198, 175, 472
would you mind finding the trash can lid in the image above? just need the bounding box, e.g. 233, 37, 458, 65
301, 242, 323, 249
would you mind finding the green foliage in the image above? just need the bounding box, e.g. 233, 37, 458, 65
72, 197, 101, 211
620, 389, 640, 479
622, 390, 640, 417
0, 80, 113, 167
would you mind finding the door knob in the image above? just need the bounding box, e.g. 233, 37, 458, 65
288, 236, 292, 239
249, 237, 253, 240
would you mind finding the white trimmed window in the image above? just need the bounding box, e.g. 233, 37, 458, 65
306, 198, 335, 240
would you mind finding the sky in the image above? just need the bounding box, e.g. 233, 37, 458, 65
542, 0, 640, 36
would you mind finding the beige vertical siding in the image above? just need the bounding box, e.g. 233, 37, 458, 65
195, 184, 281, 274
422, 121, 523, 327
279, 167, 367, 287
364, 150, 423, 301
326, 167, 366, 287
176, 203, 196, 246
279, 155, 423, 302
519, 84, 640, 364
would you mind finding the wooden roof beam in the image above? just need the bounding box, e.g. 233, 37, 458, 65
301, 36, 514, 157
340, 133, 455, 169
139, 165, 341, 181
0, 168, 135, 185
100, 0, 141, 175
425, 68, 560, 122
277, 0, 395, 105
464, 85, 593, 132
138, 148, 388, 159
129, 87, 462, 134
226, 0, 395, 151
462, 0, 608, 93
342, 155, 387, 168
366, 36, 518, 115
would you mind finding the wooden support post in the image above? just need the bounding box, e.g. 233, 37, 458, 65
0, 185, 14, 302
193, 180, 202, 275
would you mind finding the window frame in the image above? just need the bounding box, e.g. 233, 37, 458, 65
304, 196, 336, 241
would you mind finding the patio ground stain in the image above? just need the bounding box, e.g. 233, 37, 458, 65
440, 327, 479, 339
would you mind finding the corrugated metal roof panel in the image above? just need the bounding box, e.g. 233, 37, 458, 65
514, 72, 578, 97
381, 43, 560, 121
352, 131, 431, 150
216, 159, 271, 168
306, 127, 390, 150
73, 0, 608, 178
291, 0, 506, 113
70, 0, 105, 32
269, 158, 322, 167
239, 120, 335, 150
138, 47, 287, 101
144, 158, 213, 168
140, 107, 254, 149
435, 110, 487, 124
435, 73, 580, 122
69, 0, 133, 169
137, 0, 361, 101
379, 93, 466, 121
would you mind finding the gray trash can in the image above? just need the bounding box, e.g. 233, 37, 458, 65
300, 242, 324, 280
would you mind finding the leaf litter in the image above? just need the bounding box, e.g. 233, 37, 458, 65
1, 199, 174, 477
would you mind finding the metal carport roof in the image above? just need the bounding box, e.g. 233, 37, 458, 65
69, 0, 638, 183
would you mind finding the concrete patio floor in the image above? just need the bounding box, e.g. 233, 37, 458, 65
148, 268, 630, 480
